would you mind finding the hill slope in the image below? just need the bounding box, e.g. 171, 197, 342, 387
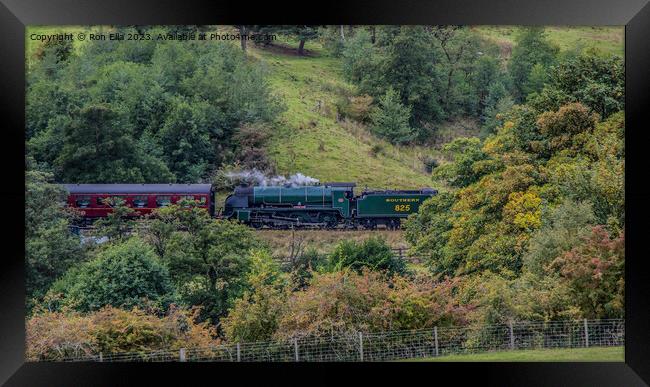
248, 43, 436, 190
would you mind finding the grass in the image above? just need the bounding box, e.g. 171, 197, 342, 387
247, 41, 437, 190
472, 26, 624, 57
25, 25, 95, 66
402, 346, 624, 362
256, 229, 408, 258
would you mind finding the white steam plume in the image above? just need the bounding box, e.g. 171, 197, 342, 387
225, 169, 320, 187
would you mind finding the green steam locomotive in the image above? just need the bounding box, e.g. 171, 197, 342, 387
222, 182, 437, 230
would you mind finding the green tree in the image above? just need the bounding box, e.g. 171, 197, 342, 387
432, 137, 491, 188
509, 28, 558, 101
404, 192, 456, 276
430, 26, 484, 115
160, 203, 260, 324
55, 104, 175, 183
49, 237, 175, 312
369, 88, 415, 144
27, 27, 282, 184
222, 250, 289, 342
528, 50, 624, 118
381, 26, 444, 128
94, 197, 135, 242
341, 29, 380, 89
26, 168, 86, 307
523, 200, 596, 276
158, 98, 213, 182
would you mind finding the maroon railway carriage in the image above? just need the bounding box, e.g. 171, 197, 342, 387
63, 184, 216, 219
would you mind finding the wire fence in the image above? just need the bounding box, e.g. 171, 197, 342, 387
57, 318, 624, 362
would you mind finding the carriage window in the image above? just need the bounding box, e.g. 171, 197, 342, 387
198, 196, 206, 204
133, 196, 148, 208
156, 196, 172, 207
75, 196, 91, 208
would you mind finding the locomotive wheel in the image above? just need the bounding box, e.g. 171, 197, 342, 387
318, 213, 338, 229
363, 219, 377, 230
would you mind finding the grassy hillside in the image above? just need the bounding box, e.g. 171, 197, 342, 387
473, 26, 624, 58
247, 42, 436, 190
403, 346, 624, 362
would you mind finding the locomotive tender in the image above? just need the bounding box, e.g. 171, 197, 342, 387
64, 182, 436, 230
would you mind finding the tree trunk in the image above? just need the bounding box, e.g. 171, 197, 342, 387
371, 26, 376, 44
340, 25, 345, 41
445, 68, 454, 111
298, 39, 306, 55
239, 25, 247, 52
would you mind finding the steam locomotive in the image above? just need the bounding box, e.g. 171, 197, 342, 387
64, 182, 437, 230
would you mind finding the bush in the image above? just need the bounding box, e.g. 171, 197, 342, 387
222, 250, 289, 343
327, 237, 406, 276
369, 143, 384, 157
419, 154, 439, 173
275, 271, 468, 338
348, 94, 374, 122
49, 237, 175, 313
232, 123, 276, 173
549, 226, 624, 319
523, 200, 596, 276
285, 247, 328, 290
26, 305, 218, 361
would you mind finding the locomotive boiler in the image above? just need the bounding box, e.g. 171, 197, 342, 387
222, 182, 437, 230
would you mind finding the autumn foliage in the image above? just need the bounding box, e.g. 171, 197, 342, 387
275, 271, 469, 339
26, 305, 218, 361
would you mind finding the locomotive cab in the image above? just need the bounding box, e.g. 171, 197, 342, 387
223, 185, 253, 218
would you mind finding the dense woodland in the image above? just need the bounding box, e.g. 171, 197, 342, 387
25, 25, 624, 360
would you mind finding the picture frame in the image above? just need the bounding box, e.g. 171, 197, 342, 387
1, 0, 648, 385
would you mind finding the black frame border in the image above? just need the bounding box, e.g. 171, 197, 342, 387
1, 0, 649, 385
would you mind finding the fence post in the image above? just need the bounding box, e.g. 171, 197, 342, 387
509, 321, 515, 350
434, 327, 439, 357
358, 332, 364, 362
99, 352, 103, 362
179, 348, 186, 362
236, 343, 241, 362
584, 319, 589, 348
294, 338, 300, 362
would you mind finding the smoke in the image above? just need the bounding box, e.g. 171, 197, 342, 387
225, 169, 320, 187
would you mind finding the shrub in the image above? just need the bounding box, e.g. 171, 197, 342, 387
222, 250, 289, 343
369, 143, 384, 157
48, 237, 175, 313
275, 271, 468, 339
26, 305, 218, 361
327, 237, 406, 276
549, 226, 624, 319
419, 154, 439, 173
285, 247, 328, 290
348, 94, 374, 122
